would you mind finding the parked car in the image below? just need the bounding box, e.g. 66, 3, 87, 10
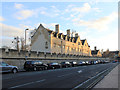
112, 60, 118, 63
24, 61, 48, 71
85, 61, 91, 65
78, 61, 86, 66
101, 60, 105, 64
70, 61, 78, 67
60, 62, 71, 68
0, 62, 18, 73
47, 62, 61, 69
104, 60, 109, 63
95, 60, 99, 64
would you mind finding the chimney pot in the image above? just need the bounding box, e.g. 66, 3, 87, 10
94, 46, 97, 51
75, 33, 78, 37
67, 29, 70, 37
55, 24, 59, 33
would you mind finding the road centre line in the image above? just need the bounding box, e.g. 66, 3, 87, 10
8, 79, 46, 89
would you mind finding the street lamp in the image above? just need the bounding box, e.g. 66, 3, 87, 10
25, 28, 29, 60
61, 39, 62, 54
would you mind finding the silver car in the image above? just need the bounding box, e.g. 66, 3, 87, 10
0, 62, 18, 73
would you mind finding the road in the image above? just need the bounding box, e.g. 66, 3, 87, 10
2, 63, 117, 89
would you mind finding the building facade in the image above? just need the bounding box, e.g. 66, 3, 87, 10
31, 24, 92, 56
91, 46, 102, 57
103, 49, 120, 58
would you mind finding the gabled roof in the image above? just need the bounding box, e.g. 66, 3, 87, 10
91, 50, 99, 55
81, 39, 86, 45
63, 35, 67, 40
74, 37, 79, 43
31, 24, 45, 38
31, 24, 89, 45
109, 51, 119, 54
88, 44, 90, 47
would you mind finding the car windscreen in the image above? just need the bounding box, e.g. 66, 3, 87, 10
31, 61, 43, 64
73, 62, 77, 64
65, 62, 70, 64
1, 62, 9, 66
25, 61, 32, 64
50, 63, 59, 65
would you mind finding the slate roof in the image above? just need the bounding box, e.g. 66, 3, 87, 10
46, 27, 79, 43
91, 50, 99, 55
74, 37, 78, 43
88, 44, 90, 47
109, 51, 119, 54
81, 39, 86, 45
31, 24, 88, 45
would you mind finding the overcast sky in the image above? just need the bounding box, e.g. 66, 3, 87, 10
0, 1, 118, 51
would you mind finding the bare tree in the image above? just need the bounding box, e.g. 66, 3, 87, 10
12, 36, 20, 51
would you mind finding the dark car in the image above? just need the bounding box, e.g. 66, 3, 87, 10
24, 61, 48, 71
0, 62, 18, 73
70, 61, 77, 67
60, 62, 71, 68
47, 62, 61, 69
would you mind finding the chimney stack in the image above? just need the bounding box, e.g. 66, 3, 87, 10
94, 46, 97, 51
75, 33, 78, 37
67, 29, 70, 37
55, 24, 59, 33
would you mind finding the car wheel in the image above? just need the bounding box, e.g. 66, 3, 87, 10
45, 67, 47, 70
12, 68, 18, 74
52, 67, 55, 69
34, 67, 37, 71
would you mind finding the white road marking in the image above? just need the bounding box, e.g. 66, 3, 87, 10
72, 68, 111, 90
78, 70, 82, 73
58, 73, 73, 77
9, 79, 46, 89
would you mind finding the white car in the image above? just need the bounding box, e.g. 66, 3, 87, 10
0, 62, 18, 73
78, 61, 86, 66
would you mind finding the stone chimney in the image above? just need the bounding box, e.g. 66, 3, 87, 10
94, 46, 97, 51
55, 24, 59, 33
67, 29, 70, 37
75, 33, 78, 37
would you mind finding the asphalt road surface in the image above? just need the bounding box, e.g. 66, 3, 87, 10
2, 63, 117, 89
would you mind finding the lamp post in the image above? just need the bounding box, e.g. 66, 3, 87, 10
25, 28, 29, 60
61, 39, 62, 54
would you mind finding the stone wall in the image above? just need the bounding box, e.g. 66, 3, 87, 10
0, 48, 109, 71
1, 48, 97, 59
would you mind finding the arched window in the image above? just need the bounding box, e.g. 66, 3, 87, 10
45, 42, 48, 49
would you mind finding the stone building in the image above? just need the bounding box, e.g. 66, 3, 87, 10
31, 24, 91, 56
91, 46, 102, 57
103, 49, 120, 58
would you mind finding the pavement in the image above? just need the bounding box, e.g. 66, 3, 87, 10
93, 63, 119, 89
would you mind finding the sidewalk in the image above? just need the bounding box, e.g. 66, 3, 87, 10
93, 63, 119, 89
